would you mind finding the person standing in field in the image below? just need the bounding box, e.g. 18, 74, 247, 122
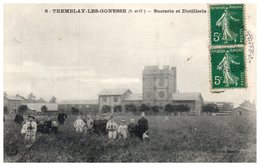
57, 112, 67, 125
44, 116, 53, 134
93, 115, 101, 134
14, 112, 24, 125
37, 120, 45, 133
84, 114, 93, 134
135, 112, 149, 140
118, 120, 128, 139
74, 116, 85, 133
52, 120, 58, 134
127, 118, 136, 137
21, 115, 37, 148
100, 114, 108, 135
106, 116, 118, 140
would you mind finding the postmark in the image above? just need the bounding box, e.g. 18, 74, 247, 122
245, 30, 254, 63
210, 47, 246, 89
210, 4, 244, 46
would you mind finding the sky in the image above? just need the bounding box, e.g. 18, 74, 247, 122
4, 4, 256, 106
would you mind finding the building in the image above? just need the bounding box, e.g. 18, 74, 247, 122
58, 100, 98, 115
172, 93, 204, 115
97, 65, 204, 115
232, 100, 256, 116
4, 95, 22, 114
143, 65, 177, 106
23, 103, 58, 113
98, 88, 132, 112
122, 93, 143, 107
204, 101, 234, 113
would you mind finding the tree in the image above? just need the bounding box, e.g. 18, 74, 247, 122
114, 105, 122, 112
139, 104, 150, 112
18, 105, 28, 113
151, 105, 159, 115
37, 97, 47, 103
101, 105, 111, 113
4, 92, 8, 96
41, 105, 48, 113
49, 96, 57, 103
164, 104, 174, 115
27, 93, 36, 103
176, 104, 190, 112
124, 104, 137, 113
175, 104, 190, 116
202, 103, 219, 115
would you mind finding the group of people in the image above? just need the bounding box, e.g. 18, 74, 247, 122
37, 117, 58, 134
18, 112, 149, 148
73, 112, 149, 140
18, 114, 66, 148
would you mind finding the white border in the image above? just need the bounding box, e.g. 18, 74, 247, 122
0, 0, 259, 168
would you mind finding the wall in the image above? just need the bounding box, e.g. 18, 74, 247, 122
143, 66, 176, 106
58, 104, 99, 115
98, 90, 132, 112
172, 100, 202, 115
4, 97, 22, 115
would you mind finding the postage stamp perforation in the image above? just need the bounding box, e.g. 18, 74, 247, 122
242, 4, 248, 89
209, 4, 247, 91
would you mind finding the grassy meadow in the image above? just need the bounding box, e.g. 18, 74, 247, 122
4, 114, 256, 162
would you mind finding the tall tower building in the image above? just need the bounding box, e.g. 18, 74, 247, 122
143, 65, 177, 106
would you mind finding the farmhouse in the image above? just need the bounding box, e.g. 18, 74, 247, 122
98, 89, 132, 113
4, 95, 22, 114
232, 100, 256, 116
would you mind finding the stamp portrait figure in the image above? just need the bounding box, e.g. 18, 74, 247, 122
216, 7, 240, 44
217, 51, 240, 86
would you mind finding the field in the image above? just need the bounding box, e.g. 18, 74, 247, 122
4, 114, 256, 162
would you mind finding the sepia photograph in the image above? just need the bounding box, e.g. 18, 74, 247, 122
3, 3, 257, 163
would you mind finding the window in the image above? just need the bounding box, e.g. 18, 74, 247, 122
159, 78, 164, 86
114, 96, 119, 102
159, 91, 165, 98
102, 97, 107, 102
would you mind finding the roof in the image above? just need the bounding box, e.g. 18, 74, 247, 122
172, 93, 203, 101
240, 101, 255, 109
98, 88, 132, 96
123, 93, 143, 101
22, 103, 58, 112
59, 99, 98, 105
4, 95, 22, 101
233, 106, 255, 112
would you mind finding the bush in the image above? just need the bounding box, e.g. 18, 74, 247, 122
139, 104, 150, 112
202, 104, 219, 114
151, 105, 159, 115
114, 105, 122, 112
165, 104, 174, 114
18, 105, 28, 113
124, 104, 137, 113
41, 105, 48, 113
101, 105, 111, 113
